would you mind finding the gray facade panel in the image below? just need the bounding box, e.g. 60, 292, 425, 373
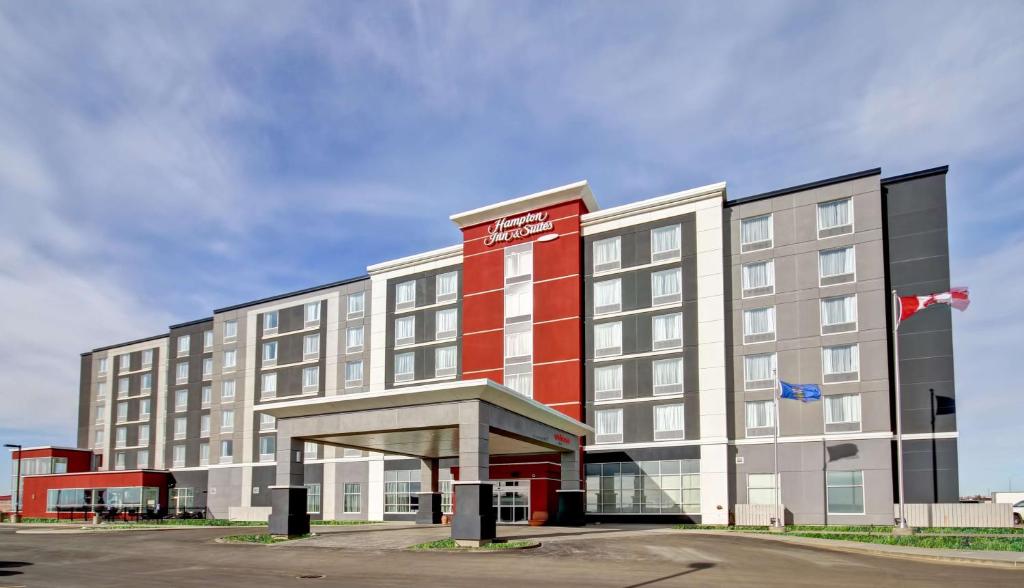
384, 267, 463, 387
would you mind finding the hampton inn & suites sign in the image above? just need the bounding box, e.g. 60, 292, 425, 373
484, 211, 555, 246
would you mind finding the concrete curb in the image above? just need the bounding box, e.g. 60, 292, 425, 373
676, 530, 1024, 570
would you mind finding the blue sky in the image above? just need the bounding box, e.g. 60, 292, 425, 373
1, 1, 1022, 496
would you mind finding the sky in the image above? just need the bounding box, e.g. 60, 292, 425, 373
1, 1, 1022, 497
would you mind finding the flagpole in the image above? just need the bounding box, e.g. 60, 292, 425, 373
773, 367, 782, 529
892, 289, 908, 529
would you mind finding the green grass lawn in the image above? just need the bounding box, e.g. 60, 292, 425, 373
410, 538, 538, 550
220, 533, 311, 544
788, 532, 1024, 552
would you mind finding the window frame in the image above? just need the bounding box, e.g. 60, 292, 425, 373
394, 351, 415, 382
223, 319, 238, 342
347, 291, 365, 319
594, 364, 623, 401
434, 345, 458, 378
747, 473, 778, 505
742, 306, 777, 344
593, 235, 622, 273
263, 310, 279, 335
650, 267, 682, 307
743, 352, 777, 391
262, 341, 278, 367
594, 321, 623, 358
820, 294, 859, 335
823, 393, 863, 434
261, 372, 277, 399
304, 301, 321, 327
651, 312, 683, 351
345, 326, 364, 353
653, 403, 685, 440
826, 470, 866, 515
744, 399, 776, 438
740, 213, 774, 252
818, 245, 857, 287
593, 278, 622, 316
177, 334, 191, 357
435, 271, 459, 303
816, 197, 855, 239
435, 308, 458, 340
594, 408, 624, 444
652, 357, 684, 396
302, 365, 320, 392
344, 360, 363, 388
303, 333, 321, 361
650, 224, 682, 262
395, 279, 417, 310
821, 343, 860, 384
741, 259, 775, 298
343, 482, 362, 514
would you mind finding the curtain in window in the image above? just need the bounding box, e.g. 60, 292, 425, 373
505, 373, 532, 397
346, 361, 363, 382
395, 352, 414, 376
823, 345, 858, 374
825, 394, 861, 424
652, 313, 682, 343
594, 365, 622, 393
653, 358, 682, 385
263, 342, 277, 361
221, 411, 234, 428
348, 293, 365, 314
396, 281, 416, 304
505, 249, 533, 278
435, 346, 456, 370
596, 410, 622, 435
820, 247, 855, 277
395, 317, 415, 341
655, 404, 684, 432
304, 335, 319, 355
745, 400, 774, 428
594, 280, 621, 308
744, 353, 774, 382
264, 312, 278, 329
262, 373, 276, 392
651, 225, 680, 254
305, 302, 320, 322
742, 260, 774, 289
505, 285, 532, 318
594, 237, 621, 267
303, 367, 318, 387
651, 269, 681, 298
347, 327, 364, 348
595, 322, 622, 351
743, 307, 775, 335
821, 295, 856, 325
741, 215, 772, 244
436, 272, 458, 297
505, 331, 532, 357
818, 199, 850, 229
436, 309, 457, 335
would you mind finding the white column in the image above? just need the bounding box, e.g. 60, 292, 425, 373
367, 453, 385, 520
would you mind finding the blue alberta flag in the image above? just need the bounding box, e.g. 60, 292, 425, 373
779, 380, 821, 403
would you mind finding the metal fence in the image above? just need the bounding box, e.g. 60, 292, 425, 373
735, 504, 783, 526
898, 503, 1013, 528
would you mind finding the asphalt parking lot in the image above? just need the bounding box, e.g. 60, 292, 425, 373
0, 524, 1021, 587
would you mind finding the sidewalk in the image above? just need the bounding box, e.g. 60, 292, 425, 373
677, 529, 1024, 569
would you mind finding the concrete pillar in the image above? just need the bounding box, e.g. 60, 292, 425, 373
556, 450, 585, 526
268, 436, 309, 536
416, 458, 442, 524
452, 409, 494, 546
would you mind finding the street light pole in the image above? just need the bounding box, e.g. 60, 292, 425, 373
4, 444, 22, 522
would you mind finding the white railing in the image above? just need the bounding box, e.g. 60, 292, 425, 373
735, 504, 784, 526
898, 503, 1013, 528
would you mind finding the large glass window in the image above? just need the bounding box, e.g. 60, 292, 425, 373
594, 365, 623, 401
117, 376, 129, 398
747, 474, 777, 505
585, 459, 700, 514
652, 357, 683, 395
174, 417, 187, 440
741, 214, 773, 250
594, 279, 621, 315
221, 380, 236, 402
303, 333, 320, 359
141, 349, 154, 367
743, 353, 776, 390
824, 394, 862, 433
259, 413, 275, 431
504, 372, 532, 398
202, 358, 213, 378
504, 282, 532, 320
200, 414, 210, 437
743, 307, 776, 342
344, 483, 361, 513
203, 330, 214, 350
115, 427, 127, 448
347, 292, 365, 318
744, 400, 775, 437
435, 346, 457, 377
594, 322, 622, 357
262, 341, 278, 365
817, 198, 853, 236
594, 408, 623, 444
821, 294, 857, 332
345, 360, 363, 387
175, 389, 188, 411
223, 349, 237, 371
139, 399, 150, 419
651, 225, 681, 261
346, 326, 364, 352
177, 334, 190, 356
97, 357, 109, 375
306, 483, 321, 514
826, 471, 865, 514
504, 330, 532, 359
220, 440, 233, 463
395, 280, 416, 309
593, 236, 621, 272
504, 246, 533, 281
119, 353, 130, 370
741, 260, 775, 296
176, 361, 189, 384
304, 302, 321, 325
223, 319, 238, 341
302, 366, 319, 391
394, 316, 415, 346
263, 310, 278, 334
653, 404, 684, 440
651, 268, 682, 306
394, 352, 415, 382
652, 312, 683, 350
259, 436, 276, 462
137, 449, 149, 469
436, 271, 459, 303
116, 401, 128, 423
823, 344, 859, 382
172, 445, 185, 468
384, 470, 421, 513
819, 246, 856, 283
199, 442, 209, 466
221, 409, 235, 433
435, 308, 458, 339
261, 372, 277, 398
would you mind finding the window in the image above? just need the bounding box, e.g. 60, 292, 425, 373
817, 198, 853, 238
221, 410, 234, 433
261, 372, 277, 399
116, 402, 128, 423
119, 353, 130, 370
654, 404, 685, 440
96, 381, 107, 400
201, 385, 211, 408
343, 448, 362, 458
139, 399, 150, 419
203, 330, 213, 350
436, 271, 459, 303
115, 452, 126, 470
504, 245, 533, 281
435, 308, 458, 340
347, 292, 365, 319
593, 236, 621, 272
344, 483, 362, 513
139, 424, 150, 444
821, 294, 858, 334
651, 268, 682, 306
118, 377, 129, 398
98, 357, 109, 375
96, 404, 106, 424
435, 346, 457, 377
440, 480, 453, 515
199, 443, 210, 466
651, 225, 681, 262
94, 430, 105, 446
504, 330, 532, 360
139, 372, 153, 392
824, 394, 862, 433
304, 442, 319, 459
594, 408, 623, 444
652, 313, 683, 350
176, 361, 188, 384
504, 282, 532, 322
263, 310, 278, 334
303, 333, 320, 360
395, 280, 416, 309
259, 436, 276, 462
586, 459, 700, 514
141, 349, 154, 368
741, 260, 775, 297
306, 483, 322, 514
223, 349, 237, 371
304, 301, 321, 326
747, 474, 777, 505
302, 366, 319, 391
174, 417, 187, 440
202, 357, 213, 378
219, 440, 233, 463
262, 341, 278, 366
594, 322, 622, 357
741, 214, 773, 252
826, 471, 865, 514
743, 306, 776, 344
504, 372, 532, 398
177, 334, 191, 357
744, 353, 776, 390
175, 389, 188, 412
394, 316, 415, 346
822, 344, 859, 383
384, 469, 421, 513
346, 326, 364, 352
594, 279, 621, 315
594, 365, 623, 401
394, 352, 415, 382
345, 360, 363, 387
652, 357, 684, 395
199, 414, 210, 437
223, 319, 238, 342
745, 400, 775, 437
137, 450, 149, 469
116, 427, 127, 448
172, 445, 186, 468
819, 246, 856, 285
221, 380, 236, 402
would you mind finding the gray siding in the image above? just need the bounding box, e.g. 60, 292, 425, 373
165, 320, 213, 468
384, 268, 463, 387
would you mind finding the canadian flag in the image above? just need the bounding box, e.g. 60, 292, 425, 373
898, 287, 970, 322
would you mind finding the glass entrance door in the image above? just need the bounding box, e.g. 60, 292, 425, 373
492, 480, 530, 524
